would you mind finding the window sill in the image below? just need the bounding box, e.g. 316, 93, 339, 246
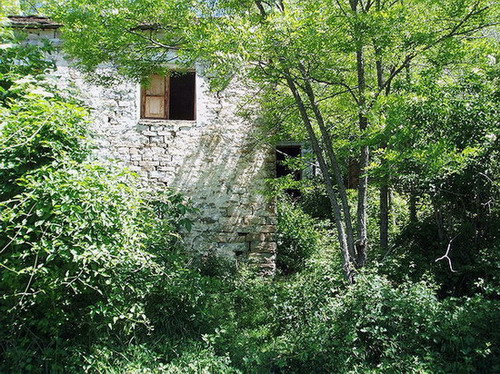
138, 119, 197, 126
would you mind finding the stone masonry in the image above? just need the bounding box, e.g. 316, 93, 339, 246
10, 17, 277, 274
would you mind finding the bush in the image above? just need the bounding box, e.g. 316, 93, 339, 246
162, 346, 241, 374
271, 272, 500, 373
276, 200, 322, 275
68, 344, 240, 374
198, 258, 499, 373
0, 80, 90, 200
0, 82, 194, 372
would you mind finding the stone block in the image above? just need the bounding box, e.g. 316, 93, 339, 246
246, 232, 276, 242
250, 241, 277, 254
216, 233, 248, 243
149, 136, 165, 143
243, 216, 267, 225
139, 161, 160, 167
218, 243, 248, 256
259, 225, 277, 233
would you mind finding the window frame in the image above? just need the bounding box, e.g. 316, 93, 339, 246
140, 70, 196, 121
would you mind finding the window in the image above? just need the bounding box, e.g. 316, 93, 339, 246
276, 145, 302, 198
141, 71, 196, 120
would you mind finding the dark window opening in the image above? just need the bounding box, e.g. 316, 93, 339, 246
141, 71, 196, 120
169, 72, 196, 120
276, 145, 302, 198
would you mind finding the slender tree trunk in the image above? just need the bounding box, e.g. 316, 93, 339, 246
351, 0, 369, 268
298, 67, 356, 261
380, 184, 389, 251
285, 75, 356, 283
355, 52, 369, 267
375, 43, 390, 252
253, 1, 357, 280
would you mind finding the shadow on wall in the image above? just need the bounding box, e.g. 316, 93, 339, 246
147, 75, 278, 271
169, 114, 277, 268
11, 27, 278, 271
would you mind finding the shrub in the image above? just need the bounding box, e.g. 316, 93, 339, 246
276, 200, 322, 275
0, 82, 194, 372
0, 80, 90, 200
162, 346, 241, 374
271, 272, 500, 373
66, 343, 241, 374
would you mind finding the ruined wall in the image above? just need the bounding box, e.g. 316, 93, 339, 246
20, 27, 277, 273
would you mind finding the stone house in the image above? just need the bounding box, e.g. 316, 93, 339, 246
7, 15, 288, 274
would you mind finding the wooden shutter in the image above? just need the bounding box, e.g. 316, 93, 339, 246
142, 74, 169, 119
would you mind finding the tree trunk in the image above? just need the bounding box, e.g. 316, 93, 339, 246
298, 67, 356, 262
375, 43, 390, 252
285, 75, 356, 283
380, 183, 389, 251
355, 49, 369, 268
351, 0, 369, 268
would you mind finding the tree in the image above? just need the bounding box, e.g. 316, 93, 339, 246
47, 0, 498, 281
1, 5, 55, 105
0, 1, 19, 15
375, 61, 499, 295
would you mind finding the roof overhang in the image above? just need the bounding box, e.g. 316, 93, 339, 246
7, 15, 62, 29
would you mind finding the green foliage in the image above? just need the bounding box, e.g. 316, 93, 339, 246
300, 185, 409, 256
0, 24, 55, 104
144, 189, 197, 253
271, 272, 500, 373
70, 344, 241, 374
44, 0, 198, 84
276, 199, 322, 275
46, 0, 498, 102
47, 0, 499, 280
1, 162, 155, 370
162, 346, 241, 374
2, 3, 499, 373
0, 72, 194, 372
75, 344, 170, 374
0, 80, 90, 199
372, 64, 500, 296
0, 1, 19, 15
373, 67, 499, 193
146, 252, 499, 374
275, 274, 443, 373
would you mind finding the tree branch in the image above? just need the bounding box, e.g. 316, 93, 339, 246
370, 1, 492, 108
435, 236, 458, 273
126, 29, 184, 50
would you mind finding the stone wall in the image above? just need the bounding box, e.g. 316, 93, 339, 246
19, 27, 277, 274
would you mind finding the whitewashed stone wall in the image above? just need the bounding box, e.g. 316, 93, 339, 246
21, 28, 277, 273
